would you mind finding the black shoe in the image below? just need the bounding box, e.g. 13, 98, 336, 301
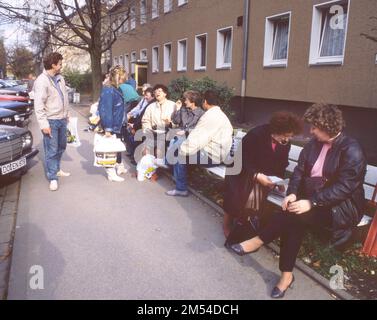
271, 275, 295, 299
230, 243, 259, 256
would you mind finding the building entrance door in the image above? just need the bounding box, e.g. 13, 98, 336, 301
135, 62, 148, 93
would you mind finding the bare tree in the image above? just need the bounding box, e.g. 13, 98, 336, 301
0, 37, 6, 78
0, 0, 136, 100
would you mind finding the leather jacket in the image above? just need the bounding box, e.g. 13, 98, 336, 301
287, 132, 367, 212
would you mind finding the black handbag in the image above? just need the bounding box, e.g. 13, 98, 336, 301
224, 216, 260, 248
331, 198, 361, 230
301, 177, 361, 248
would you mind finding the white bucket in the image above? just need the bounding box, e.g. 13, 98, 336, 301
73, 92, 80, 104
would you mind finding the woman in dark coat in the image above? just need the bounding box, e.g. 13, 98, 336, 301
230, 104, 367, 299
223, 112, 303, 237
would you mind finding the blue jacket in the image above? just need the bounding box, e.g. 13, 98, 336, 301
98, 86, 124, 134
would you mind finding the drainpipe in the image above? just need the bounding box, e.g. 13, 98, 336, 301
240, 0, 250, 123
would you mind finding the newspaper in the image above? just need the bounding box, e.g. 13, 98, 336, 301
266, 177, 289, 207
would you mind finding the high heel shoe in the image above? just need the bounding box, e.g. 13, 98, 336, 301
230, 243, 260, 256
271, 275, 295, 299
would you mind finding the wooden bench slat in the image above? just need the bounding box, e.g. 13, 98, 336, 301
365, 165, 377, 186
364, 184, 375, 202
206, 166, 226, 179
289, 145, 302, 161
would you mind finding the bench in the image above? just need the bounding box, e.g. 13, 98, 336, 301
205, 131, 377, 228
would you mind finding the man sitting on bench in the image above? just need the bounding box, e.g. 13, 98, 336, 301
165, 90, 233, 197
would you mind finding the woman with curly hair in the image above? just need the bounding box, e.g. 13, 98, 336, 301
223, 112, 303, 238
230, 103, 367, 298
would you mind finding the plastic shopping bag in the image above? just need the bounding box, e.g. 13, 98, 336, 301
93, 133, 126, 168
136, 154, 158, 182
67, 117, 81, 147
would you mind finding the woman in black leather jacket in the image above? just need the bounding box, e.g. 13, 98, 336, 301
230, 103, 367, 299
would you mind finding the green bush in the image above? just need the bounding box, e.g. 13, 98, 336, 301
168, 76, 235, 120
63, 69, 92, 93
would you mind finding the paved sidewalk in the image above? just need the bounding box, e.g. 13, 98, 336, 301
6, 106, 334, 300
0, 176, 20, 299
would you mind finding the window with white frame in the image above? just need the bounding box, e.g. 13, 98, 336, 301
152, 0, 159, 19
124, 54, 130, 74
140, 0, 147, 24
164, 43, 172, 72
152, 46, 159, 72
309, 0, 349, 65
140, 49, 148, 61
123, 18, 129, 33
195, 34, 207, 70
164, 0, 173, 13
119, 55, 124, 67
117, 17, 122, 35
113, 56, 118, 66
216, 27, 233, 68
263, 13, 291, 67
130, 6, 136, 30
178, 0, 188, 6
177, 39, 187, 71
131, 51, 137, 74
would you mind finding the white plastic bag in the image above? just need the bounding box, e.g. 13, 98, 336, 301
67, 117, 81, 147
93, 133, 126, 168
136, 154, 158, 182
90, 102, 99, 116
93, 133, 126, 153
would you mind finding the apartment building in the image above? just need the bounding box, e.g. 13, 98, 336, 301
110, 0, 377, 163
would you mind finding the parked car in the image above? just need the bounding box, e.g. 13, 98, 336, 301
0, 125, 38, 176
0, 79, 29, 97
0, 101, 33, 122
0, 94, 31, 103
0, 108, 21, 127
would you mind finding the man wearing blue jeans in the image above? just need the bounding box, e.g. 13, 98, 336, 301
166, 90, 233, 197
34, 52, 70, 191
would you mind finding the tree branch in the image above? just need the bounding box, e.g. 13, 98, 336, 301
52, 0, 91, 45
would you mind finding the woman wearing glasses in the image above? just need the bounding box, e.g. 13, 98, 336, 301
223, 112, 303, 238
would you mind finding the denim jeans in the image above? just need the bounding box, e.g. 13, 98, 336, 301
43, 119, 67, 181
173, 151, 218, 192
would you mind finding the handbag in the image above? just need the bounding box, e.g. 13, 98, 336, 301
224, 215, 260, 247
301, 177, 361, 248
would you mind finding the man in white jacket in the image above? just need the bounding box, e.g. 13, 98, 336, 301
34, 52, 70, 191
166, 90, 233, 196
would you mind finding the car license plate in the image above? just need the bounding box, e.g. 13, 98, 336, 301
1, 157, 26, 175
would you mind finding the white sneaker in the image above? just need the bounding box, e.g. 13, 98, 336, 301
106, 168, 125, 182
165, 189, 189, 197
116, 163, 128, 175
57, 170, 71, 177
49, 180, 58, 191
154, 158, 169, 169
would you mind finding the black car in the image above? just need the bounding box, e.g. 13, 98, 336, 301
0, 108, 21, 127
0, 101, 33, 121
0, 79, 29, 97
0, 125, 38, 176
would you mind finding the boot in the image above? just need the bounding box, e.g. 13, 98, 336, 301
106, 168, 124, 182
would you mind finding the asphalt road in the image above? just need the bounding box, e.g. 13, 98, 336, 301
7, 106, 333, 300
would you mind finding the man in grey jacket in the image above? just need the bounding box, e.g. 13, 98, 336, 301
34, 52, 70, 191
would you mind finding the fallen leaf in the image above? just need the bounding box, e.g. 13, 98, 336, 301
313, 260, 321, 268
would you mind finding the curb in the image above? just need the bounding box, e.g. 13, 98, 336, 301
0, 179, 20, 300
161, 170, 357, 300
